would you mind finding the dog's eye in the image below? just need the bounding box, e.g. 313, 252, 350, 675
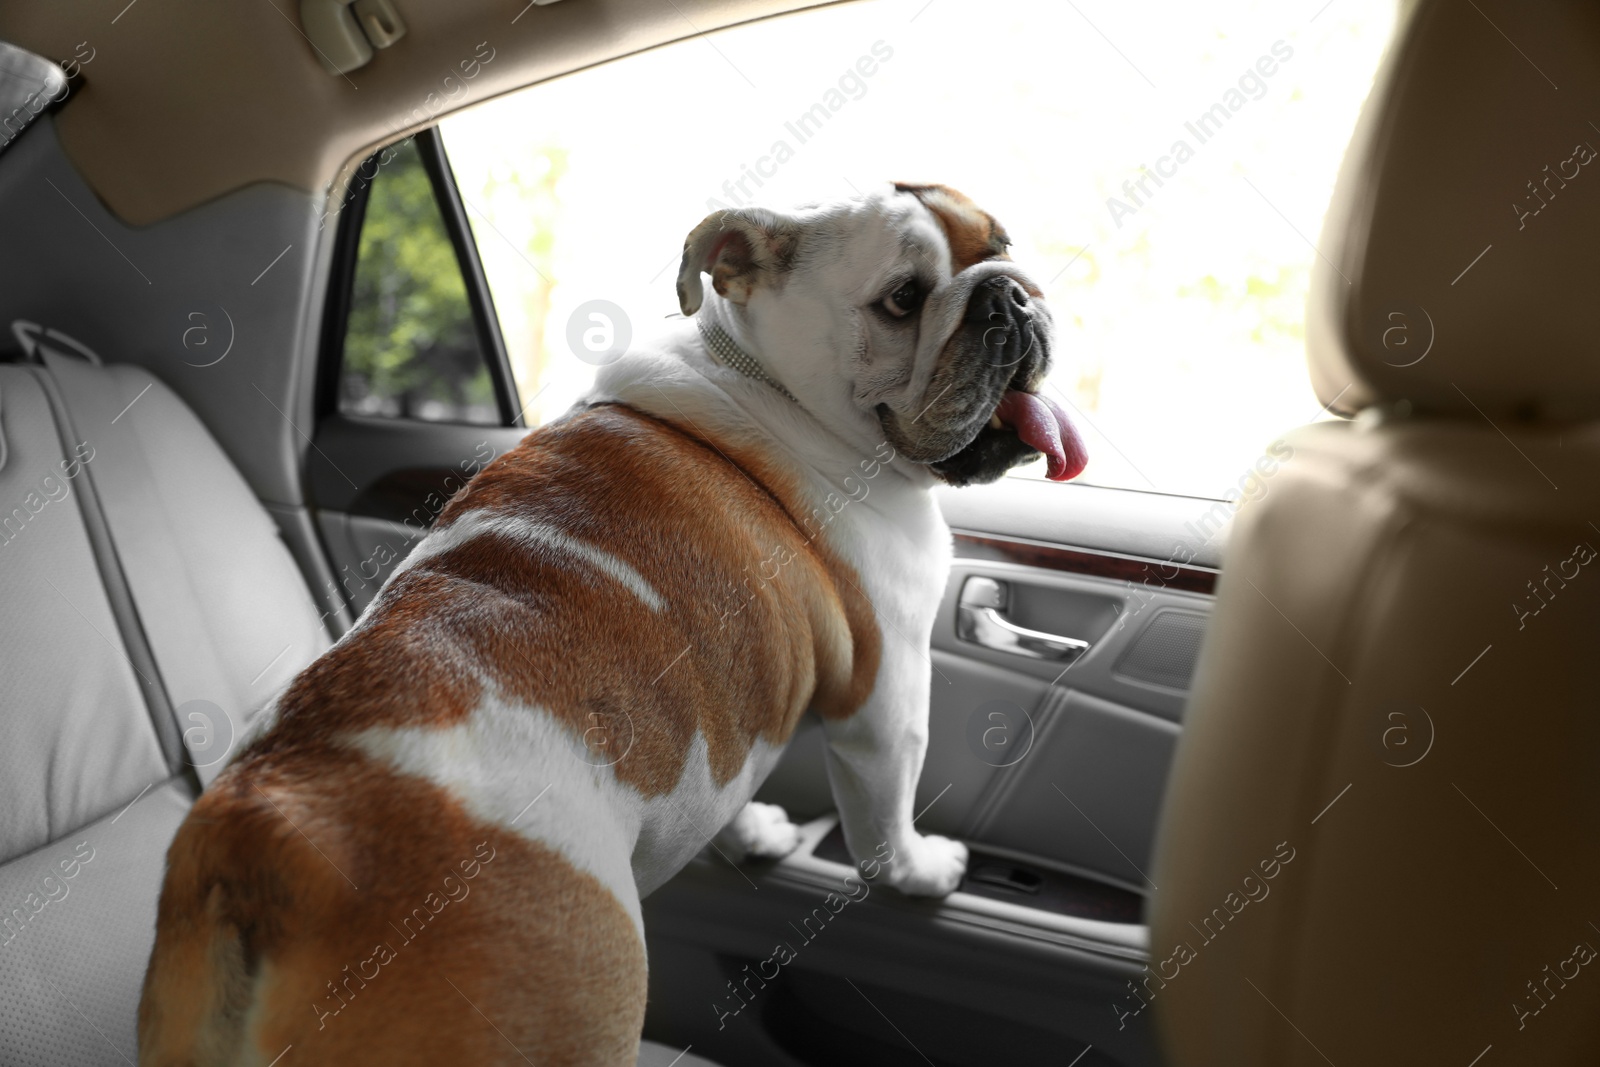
881, 279, 925, 319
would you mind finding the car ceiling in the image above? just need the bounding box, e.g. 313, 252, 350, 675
0, 0, 840, 226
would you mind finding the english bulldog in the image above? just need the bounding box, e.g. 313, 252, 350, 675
139, 182, 1087, 1067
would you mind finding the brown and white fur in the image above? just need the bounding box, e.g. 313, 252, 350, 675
138, 182, 1068, 1066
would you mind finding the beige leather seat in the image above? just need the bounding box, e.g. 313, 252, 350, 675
1150, 1, 1600, 1063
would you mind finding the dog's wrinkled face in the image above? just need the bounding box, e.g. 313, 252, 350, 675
675, 183, 1087, 486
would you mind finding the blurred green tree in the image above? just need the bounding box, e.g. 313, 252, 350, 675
341, 138, 496, 423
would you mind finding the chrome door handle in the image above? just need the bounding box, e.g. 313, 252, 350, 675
956, 576, 1090, 663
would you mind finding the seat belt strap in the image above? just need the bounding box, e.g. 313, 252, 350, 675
27, 363, 197, 790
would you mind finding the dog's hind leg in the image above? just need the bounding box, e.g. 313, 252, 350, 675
143, 762, 649, 1067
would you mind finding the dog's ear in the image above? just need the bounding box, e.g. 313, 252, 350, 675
893, 182, 1011, 273
675, 208, 799, 316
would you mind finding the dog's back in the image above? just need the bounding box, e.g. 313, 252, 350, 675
139, 402, 876, 1066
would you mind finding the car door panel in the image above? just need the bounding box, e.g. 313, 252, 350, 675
307, 414, 523, 612
645, 479, 1226, 1067
645, 816, 1152, 1067
756, 509, 1215, 887
935, 479, 1227, 570
932, 555, 1212, 722
966, 687, 1179, 891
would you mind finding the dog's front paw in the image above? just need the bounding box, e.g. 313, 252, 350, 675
716, 801, 804, 862
882, 833, 968, 897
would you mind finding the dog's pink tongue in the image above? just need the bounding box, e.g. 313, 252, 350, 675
994, 390, 1088, 481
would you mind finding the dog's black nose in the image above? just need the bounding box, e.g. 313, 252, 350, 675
966, 275, 1029, 328
963, 275, 1038, 374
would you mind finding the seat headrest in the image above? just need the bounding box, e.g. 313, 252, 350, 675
1308, 0, 1600, 420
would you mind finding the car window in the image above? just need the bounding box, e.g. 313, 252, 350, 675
339, 137, 499, 425
439, 0, 1395, 497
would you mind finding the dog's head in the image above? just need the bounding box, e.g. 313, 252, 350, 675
676, 182, 1086, 486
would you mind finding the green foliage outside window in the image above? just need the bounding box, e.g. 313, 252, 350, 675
340, 138, 497, 424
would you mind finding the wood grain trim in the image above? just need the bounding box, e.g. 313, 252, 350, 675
952, 531, 1218, 595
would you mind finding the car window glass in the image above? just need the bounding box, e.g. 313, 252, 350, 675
439, 0, 1395, 497
339, 137, 498, 425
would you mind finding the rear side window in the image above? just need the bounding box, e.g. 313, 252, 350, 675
339, 138, 498, 424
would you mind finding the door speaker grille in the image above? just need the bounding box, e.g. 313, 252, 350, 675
1114, 609, 1207, 691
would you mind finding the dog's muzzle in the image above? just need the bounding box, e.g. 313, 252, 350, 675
878, 274, 1087, 487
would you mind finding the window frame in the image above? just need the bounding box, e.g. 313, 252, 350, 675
316, 126, 524, 429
